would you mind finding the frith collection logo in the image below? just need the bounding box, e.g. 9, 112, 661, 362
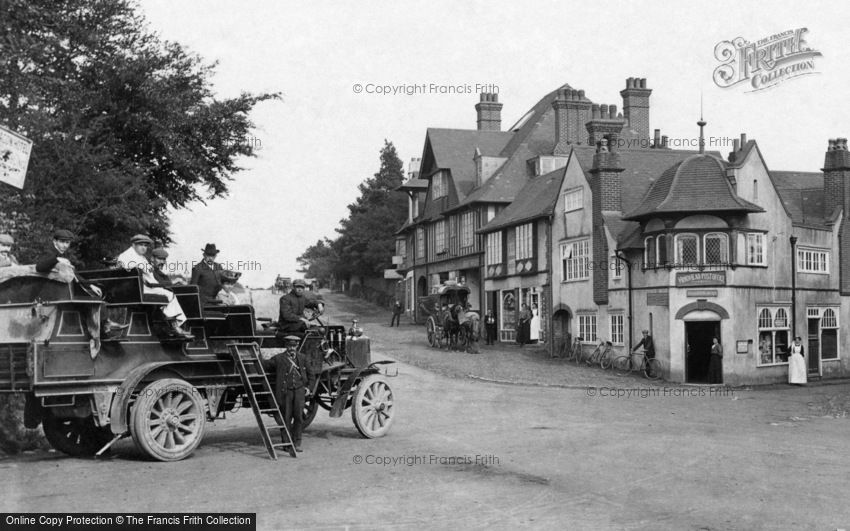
713, 28, 822, 92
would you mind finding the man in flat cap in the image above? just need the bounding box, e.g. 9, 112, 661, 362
0, 234, 18, 267
191, 243, 223, 304
35, 229, 75, 280
274, 335, 315, 453
278, 279, 313, 336
116, 234, 192, 339
150, 247, 172, 287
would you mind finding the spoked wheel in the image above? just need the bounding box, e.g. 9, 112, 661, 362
42, 410, 112, 457
130, 378, 206, 462
426, 318, 441, 348
612, 356, 633, 377
644, 359, 663, 380
600, 351, 614, 370
302, 395, 319, 429
351, 374, 395, 438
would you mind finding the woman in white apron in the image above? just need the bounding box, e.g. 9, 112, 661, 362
788, 336, 807, 385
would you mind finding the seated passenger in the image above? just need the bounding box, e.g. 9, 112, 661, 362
277, 279, 311, 336
34, 229, 101, 295
216, 270, 242, 306
116, 234, 192, 339
0, 233, 18, 267
150, 247, 173, 287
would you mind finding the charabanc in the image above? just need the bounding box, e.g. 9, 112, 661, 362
0, 268, 395, 461
418, 283, 479, 351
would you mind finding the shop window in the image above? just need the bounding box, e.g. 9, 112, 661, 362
758, 307, 790, 365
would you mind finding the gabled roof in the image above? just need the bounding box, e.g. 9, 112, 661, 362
455, 85, 570, 207
622, 154, 764, 220
417, 128, 513, 220
478, 165, 567, 234
770, 171, 830, 226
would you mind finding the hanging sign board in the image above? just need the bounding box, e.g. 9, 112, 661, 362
0, 124, 33, 189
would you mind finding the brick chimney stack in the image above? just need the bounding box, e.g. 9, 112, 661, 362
589, 134, 625, 306
552, 88, 592, 155
822, 137, 850, 294
475, 93, 502, 131
585, 103, 626, 149
620, 77, 652, 142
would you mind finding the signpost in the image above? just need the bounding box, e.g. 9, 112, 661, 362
0, 124, 33, 189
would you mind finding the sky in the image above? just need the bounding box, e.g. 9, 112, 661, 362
139, 0, 850, 287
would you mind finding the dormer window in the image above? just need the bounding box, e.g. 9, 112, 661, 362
432, 172, 448, 199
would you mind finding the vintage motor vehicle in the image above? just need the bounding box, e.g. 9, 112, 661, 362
0, 269, 395, 461
418, 282, 475, 350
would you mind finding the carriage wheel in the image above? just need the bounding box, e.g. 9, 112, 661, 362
42, 410, 112, 457
427, 318, 442, 348
351, 375, 395, 438
130, 378, 206, 462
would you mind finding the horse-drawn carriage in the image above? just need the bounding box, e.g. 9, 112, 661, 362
418, 283, 480, 351
272, 275, 291, 294
0, 269, 395, 461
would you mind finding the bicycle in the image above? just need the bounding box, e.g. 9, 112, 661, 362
612, 349, 662, 379
585, 340, 614, 369
572, 336, 587, 365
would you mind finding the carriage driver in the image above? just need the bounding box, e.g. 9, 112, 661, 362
116, 234, 193, 339
277, 279, 312, 336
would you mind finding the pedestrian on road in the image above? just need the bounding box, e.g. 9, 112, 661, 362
529, 303, 540, 344
788, 336, 807, 385
390, 299, 402, 327
274, 335, 315, 453
708, 337, 723, 384
517, 303, 531, 347
484, 310, 497, 345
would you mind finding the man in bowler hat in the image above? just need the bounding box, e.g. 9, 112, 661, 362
191, 243, 223, 304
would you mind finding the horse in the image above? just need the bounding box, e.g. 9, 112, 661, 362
442, 303, 463, 351
460, 311, 481, 354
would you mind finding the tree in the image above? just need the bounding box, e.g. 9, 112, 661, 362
0, 0, 277, 265
296, 238, 338, 287
331, 140, 406, 281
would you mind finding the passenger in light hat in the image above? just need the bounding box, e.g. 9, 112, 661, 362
0, 234, 17, 267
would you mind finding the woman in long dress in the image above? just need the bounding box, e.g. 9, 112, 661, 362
707, 337, 723, 384
788, 336, 807, 385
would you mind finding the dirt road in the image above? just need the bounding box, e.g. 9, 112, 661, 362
2, 290, 849, 530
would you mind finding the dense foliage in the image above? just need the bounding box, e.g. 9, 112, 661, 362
0, 0, 277, 265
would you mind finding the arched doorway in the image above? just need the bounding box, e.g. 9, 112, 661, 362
552, 304, 573, 355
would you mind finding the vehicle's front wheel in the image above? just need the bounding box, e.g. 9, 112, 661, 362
42, 410, 112, 457
351, 374, 394, 438
426, 318, 439, 348
130, 378, 206, 462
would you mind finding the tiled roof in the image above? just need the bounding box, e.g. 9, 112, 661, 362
456, 86, 569, 207
770, 171, 829, 226
623, 154, 764, 220
427, 128, 512, 195
477, 166, 567, 233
